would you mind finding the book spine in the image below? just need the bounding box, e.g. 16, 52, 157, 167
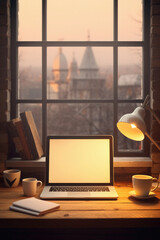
20, 111, 43, 159
7, 121, 26, 159
10, 205, 40, 216
15, 120, 33, 160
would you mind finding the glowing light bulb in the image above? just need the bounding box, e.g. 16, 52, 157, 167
131, 124, 136, 129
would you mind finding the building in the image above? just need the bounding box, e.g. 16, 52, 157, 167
118, 74, 141, 99
47, 44, 110, 135
48, 41, 108, 100
48, 47, 69, 99
69, 46, 106, 99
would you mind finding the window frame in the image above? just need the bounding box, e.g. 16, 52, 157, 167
10, 0, 150, 157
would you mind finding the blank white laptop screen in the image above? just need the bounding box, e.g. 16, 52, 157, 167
48, 139, 110, 184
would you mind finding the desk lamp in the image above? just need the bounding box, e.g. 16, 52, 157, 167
117, 95, 160, 151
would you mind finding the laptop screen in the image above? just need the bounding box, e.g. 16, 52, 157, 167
47, 136, 113, 185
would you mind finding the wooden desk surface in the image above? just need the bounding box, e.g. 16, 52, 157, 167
0, 182, 160, 231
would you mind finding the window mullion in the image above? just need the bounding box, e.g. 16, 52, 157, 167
113, 0, 118, 155
42, 0, 47, 41
42, 0, 47, 151
114, 0, 118, 41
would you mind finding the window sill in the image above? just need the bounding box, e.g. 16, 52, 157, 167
114, 157, 152, 167
6, 157, 152, 168
6, 157, 46, 168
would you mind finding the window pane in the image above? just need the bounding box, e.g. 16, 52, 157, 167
18, 47, 42, 99
18, 0, 42, 41
47, 103, 113, 135
47, 47, 113, 99
118, 0, 143, 41
18, 104, 42, 140
118, 103, 143, 151
118, 47, 142, 99
47, 0, 113, 41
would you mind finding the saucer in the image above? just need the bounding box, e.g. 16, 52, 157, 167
129, 190, 156, 199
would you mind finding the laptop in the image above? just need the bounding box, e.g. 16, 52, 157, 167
40, 135, 118, 199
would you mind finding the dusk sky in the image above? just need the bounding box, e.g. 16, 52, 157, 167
18, 0, 142, 68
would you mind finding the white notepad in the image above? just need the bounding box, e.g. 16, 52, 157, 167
10, 197, 60, 216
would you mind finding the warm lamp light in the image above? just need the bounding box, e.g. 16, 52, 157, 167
117, 95, 160, 151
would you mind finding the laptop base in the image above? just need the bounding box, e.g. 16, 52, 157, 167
40, 186, 118, 200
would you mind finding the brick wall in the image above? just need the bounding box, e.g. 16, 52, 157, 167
0, 0, 11, 173
151, 0, 160, 177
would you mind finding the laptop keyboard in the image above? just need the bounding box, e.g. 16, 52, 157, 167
49, 186, 109, 192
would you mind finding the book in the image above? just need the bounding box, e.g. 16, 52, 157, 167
20, 111, 44, 159
7, 120, 25, 159
14, 118, 33, 160
10, 197, 60, 216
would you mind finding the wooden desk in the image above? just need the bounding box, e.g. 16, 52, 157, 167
0, 182, 160, 240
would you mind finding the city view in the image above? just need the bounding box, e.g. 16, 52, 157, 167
18, 43, 142, 151
17, 0, 143, 151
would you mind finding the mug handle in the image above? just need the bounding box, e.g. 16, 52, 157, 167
37, 180, 42, 188
151, 178, 159, 192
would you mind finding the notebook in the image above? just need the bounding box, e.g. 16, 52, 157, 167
10, 197, 60, 216
40, 135, 118, 199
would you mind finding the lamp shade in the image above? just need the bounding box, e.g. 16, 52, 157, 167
117, 106, 146, 141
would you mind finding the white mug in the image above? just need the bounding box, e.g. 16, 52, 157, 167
132, 175, 159, 197
3, 169, 21, 188
22, 178, 42, 197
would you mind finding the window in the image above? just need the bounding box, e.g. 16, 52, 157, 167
11, 0, 150, 157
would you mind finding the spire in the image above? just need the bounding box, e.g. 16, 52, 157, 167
52, 47, 68, 82
67, 52, 78, 80
59, 47, 62, 54
87, 30, 90, 41
79, 46, 98, 70
53, 47, 68, 71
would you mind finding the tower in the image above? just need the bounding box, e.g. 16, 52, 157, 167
68, 35, 107, 134
79, 46, 99, 80
52, 47, 69, 99
70, 43, 106, 99
67, 53, 78, 80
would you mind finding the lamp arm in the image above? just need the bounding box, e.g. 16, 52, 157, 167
145, 105, 160, 125
145, 132, 160, 151
142, 95, 150, 108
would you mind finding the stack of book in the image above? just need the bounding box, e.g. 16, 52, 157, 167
7, 111, 44, 160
